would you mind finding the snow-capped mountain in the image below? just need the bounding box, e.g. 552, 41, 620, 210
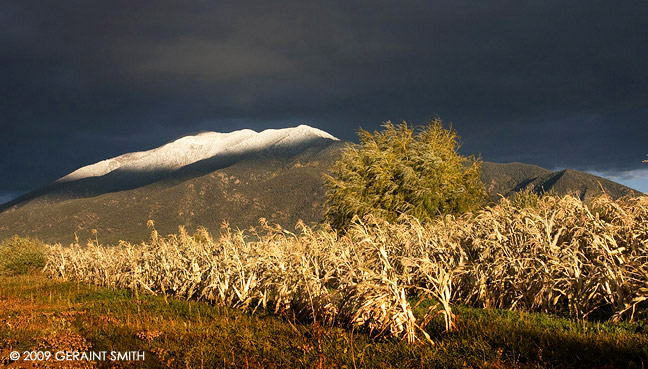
2, 123, 639, 245
58, 125, 338, 182
0, 124, 345, 244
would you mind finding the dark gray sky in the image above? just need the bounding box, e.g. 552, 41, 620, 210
2, 0, 648, 202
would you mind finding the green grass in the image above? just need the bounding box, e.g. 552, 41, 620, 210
1, 273, 646, 368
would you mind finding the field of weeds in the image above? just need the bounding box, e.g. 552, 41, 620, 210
42, 193, 648, 347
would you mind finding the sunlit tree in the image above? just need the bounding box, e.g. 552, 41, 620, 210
324, 119, 486, 230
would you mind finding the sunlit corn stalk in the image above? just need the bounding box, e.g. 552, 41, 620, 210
42, 193, 648, 344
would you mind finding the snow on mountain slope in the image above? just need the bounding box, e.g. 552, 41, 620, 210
58, 125, 338, 182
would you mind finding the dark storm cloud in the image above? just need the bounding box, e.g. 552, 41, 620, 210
1, 0, 647, 196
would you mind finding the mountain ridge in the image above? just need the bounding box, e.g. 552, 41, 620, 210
59, 124, 338, 182
481, 162, 640, 201
0, 126, 642, 244
1, 125, 339, 211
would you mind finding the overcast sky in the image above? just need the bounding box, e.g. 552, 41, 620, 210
1, 0, 647, 203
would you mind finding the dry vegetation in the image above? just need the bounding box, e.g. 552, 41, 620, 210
42, 194, 648, 344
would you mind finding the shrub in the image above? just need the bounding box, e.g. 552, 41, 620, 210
324, 119, 486, 230
511, 187, 541, 208
0, 235, 48, 275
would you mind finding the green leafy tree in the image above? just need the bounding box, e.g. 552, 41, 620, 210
324, 119, 486, 230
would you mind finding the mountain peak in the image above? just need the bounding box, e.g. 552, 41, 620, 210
58, 125, 338, 182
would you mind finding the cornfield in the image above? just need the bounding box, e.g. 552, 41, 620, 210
43, 194, 648, 343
